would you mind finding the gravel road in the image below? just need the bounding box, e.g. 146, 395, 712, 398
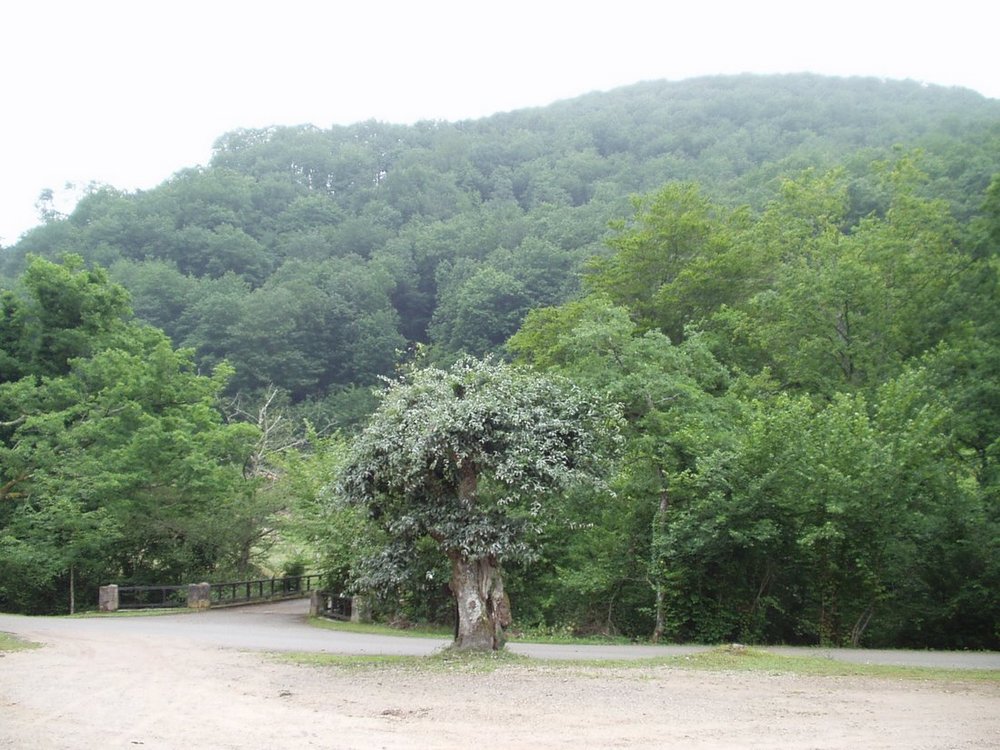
2, 598, 998, 749
1, 597, 997, 668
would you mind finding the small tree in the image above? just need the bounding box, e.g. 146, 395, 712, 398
339, 356, 619, 651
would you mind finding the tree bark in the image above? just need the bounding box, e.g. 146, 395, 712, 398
448, 551, 511, 651
850, 601, 875, 647
651, 481, 670, 643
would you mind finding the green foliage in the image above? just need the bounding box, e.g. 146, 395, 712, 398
585, 183, 746, 341
712, 160, 966, 395
1, 254, 131, 381
271, 431, 381, 594
5, 75, 997, 417
430, 265, 531, 355
338, 355, 621, 643
509, 296, 735, 636
340, 356, 620, 567
0, 257, 269, 613
510, 162, 999, 648
2, 76, 998, 646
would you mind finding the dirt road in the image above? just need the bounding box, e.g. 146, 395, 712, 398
1, 600, 998, 749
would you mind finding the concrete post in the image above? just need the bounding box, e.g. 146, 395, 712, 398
98, 584, 119, 612
351, 595, 371, 623
187, 582, 211, 609
308, 590, 323, 617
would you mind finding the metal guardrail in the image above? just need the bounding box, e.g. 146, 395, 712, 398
208, 574, 324, 606
114, 574, 323, 610
317, 594, 353, 621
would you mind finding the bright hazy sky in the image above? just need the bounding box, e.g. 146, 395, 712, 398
2, 0, 998, 245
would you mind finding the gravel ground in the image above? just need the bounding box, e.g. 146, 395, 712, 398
1, 600, 998, 749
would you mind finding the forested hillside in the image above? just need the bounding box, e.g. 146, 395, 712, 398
2, 74, 998, 648
3, 75, 999, 418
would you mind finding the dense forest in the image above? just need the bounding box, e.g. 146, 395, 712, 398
1, 74, 998, 649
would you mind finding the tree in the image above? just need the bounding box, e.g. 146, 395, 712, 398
0, 256, 263, 613
509, 295, 735, 639
584, 182, 743, 341
654, 365, 980, 647
710, 161, 967, 396
2, 254, 131, 381
338, 356, 620, 651
430, 265, 532, 355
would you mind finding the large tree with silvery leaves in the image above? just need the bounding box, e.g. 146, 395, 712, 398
339, 356, 620, 651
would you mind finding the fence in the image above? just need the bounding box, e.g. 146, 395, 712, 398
310, 592, 355, 621
100, 574, 324, 612
208, 575, 324, 607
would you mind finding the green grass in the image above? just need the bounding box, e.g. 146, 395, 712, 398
576, 645, 1000, 682
279, 643, 999, 682
508, 627, 634, 645
308, 616, 452, 639
282, 646, 528, 673
0, 632, 41, 652
71, 607, 195, 618
308, 616, 633, 645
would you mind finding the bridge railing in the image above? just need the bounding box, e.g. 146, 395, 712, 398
311, 592, 354, 621
101, 574, 324, 612
208, 574, 324, 607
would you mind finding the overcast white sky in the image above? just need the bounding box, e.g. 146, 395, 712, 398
2, 0, 998, 245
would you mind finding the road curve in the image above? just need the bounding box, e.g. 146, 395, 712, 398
2, 598, 997, 669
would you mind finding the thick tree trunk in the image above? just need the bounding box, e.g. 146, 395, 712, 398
448, 551, 511, 651
444, 458, 511, 651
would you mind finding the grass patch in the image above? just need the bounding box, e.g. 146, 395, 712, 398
507, 627, 633, 646
281, 646, 528, 673
282, 643, 998, 683
0, 632, 41, 652
309, 617, 634, 645
430, 646, 531, 671
283, 652, 427, 670
72, 607, 195, 618
626, 645, 1000, 683
308, 616, 452, 639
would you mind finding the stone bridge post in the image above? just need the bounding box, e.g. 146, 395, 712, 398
187, 582, 211, 609
308, 590, 324, 616
98, 584, 119, 612
351, 595, 371, 623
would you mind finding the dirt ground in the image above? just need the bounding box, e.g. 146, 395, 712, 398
2, 615, 998, 749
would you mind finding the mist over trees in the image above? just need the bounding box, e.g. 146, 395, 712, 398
1, 74, 998, 648
5, 74, 998, 408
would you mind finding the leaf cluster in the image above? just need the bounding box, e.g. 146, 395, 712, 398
339, 357, 621, 561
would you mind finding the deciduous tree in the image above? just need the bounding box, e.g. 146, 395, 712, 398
339, 356, 620, 651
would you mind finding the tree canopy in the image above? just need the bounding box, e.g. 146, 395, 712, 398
339, 356, 620, 650
1, 75, 998, 648
0, 256, 266, 612
507, 163, 999, 648
4, 75, 998, 409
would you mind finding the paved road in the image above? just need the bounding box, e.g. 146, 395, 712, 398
2, 598, 998, 669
